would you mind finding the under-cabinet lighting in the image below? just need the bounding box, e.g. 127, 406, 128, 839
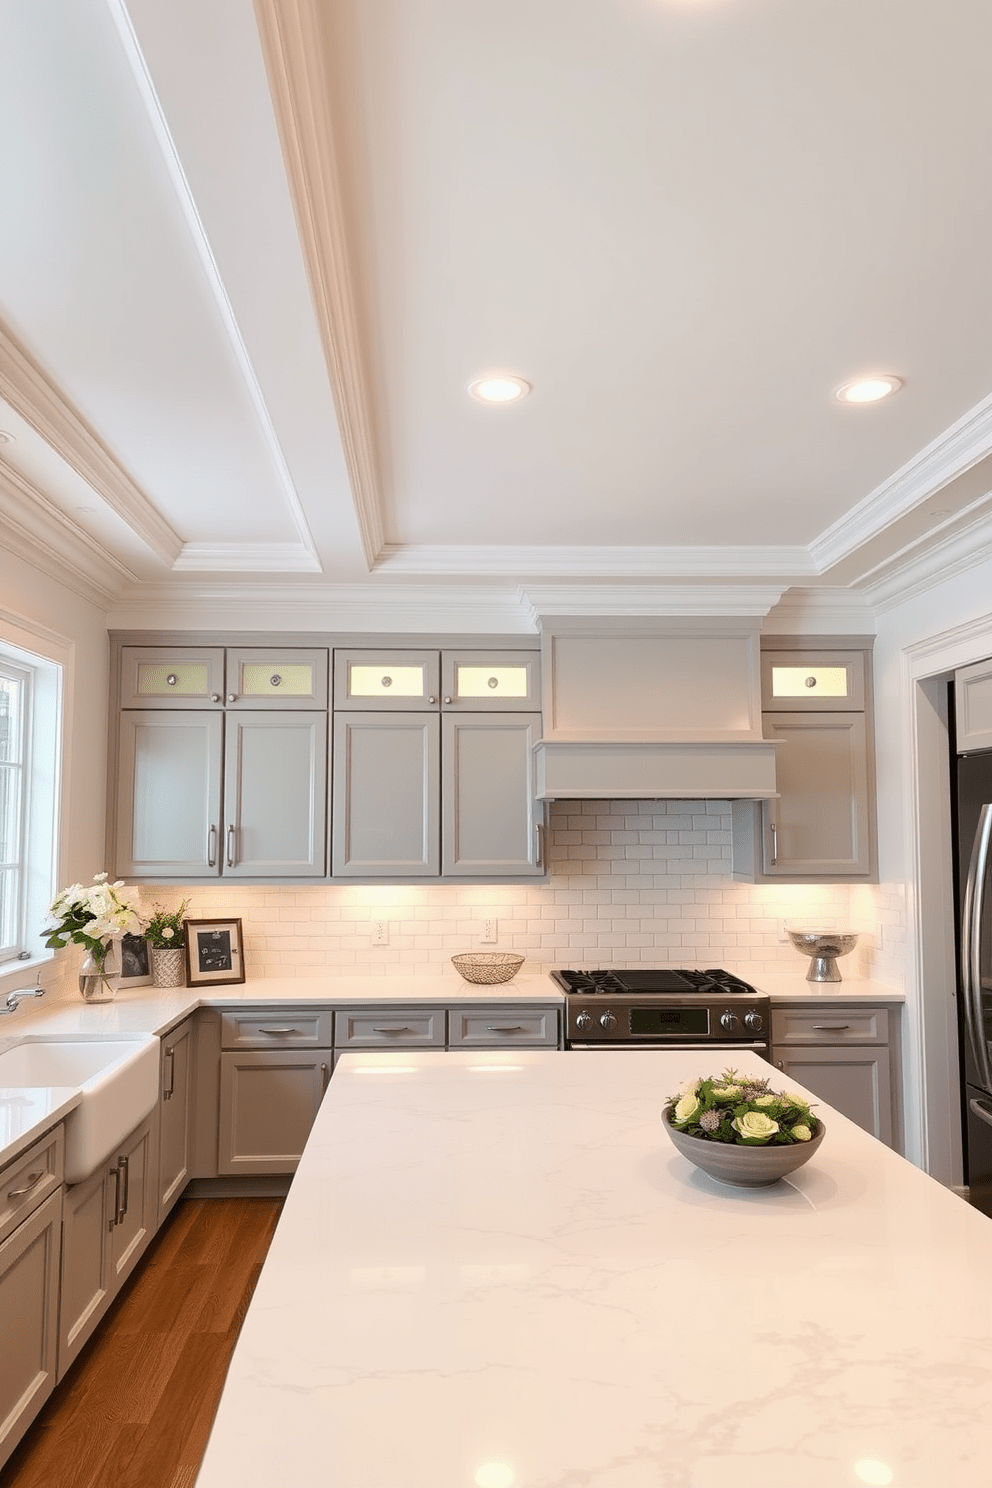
467, 1065, 525, 1073
475, 1465, 515, 1488
854, 1462, 894, 1486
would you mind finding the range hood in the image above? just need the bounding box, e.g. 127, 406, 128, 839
532, 617, 778, 801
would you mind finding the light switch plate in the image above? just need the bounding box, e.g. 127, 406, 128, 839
481, 917, 498, 944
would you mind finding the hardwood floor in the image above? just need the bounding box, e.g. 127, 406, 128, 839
3, 1198, 282, 1488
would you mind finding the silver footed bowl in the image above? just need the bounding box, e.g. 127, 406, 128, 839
787, 930, 859, 983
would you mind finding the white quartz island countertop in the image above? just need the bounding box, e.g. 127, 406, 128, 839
195, 1048, 989, 1488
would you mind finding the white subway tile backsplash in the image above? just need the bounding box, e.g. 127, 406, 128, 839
157, 800, 906, 982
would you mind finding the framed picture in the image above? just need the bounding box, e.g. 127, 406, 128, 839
184, 918, 245, 987
119, 933, 152, 987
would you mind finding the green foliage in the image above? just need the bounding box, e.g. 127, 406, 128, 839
142, 900, 191, 949
665, 1067, 818, 1147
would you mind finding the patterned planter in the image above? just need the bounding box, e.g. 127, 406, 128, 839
151, 946, 186, 988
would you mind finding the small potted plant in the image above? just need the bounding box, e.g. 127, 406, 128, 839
142, 900, 191, 988
662, 1067, 824, 1188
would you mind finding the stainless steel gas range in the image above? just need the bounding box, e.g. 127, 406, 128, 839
551, 968, 770, 1057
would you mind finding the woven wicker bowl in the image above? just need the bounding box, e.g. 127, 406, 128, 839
663, 1108, 825, 1187
451, 952, 525, 985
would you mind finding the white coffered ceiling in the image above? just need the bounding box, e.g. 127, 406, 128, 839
1, 0, 991, 622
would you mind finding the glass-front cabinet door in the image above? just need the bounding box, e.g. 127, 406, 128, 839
761, 651, 865, 711
333, 650, 440, 711
441, 651, 541, 712
120, 648, 225, 709
225, 649, 328, 709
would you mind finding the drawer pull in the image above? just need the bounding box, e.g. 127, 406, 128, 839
372, 1026, 411, 1035
7, 1170, 45, 1199
485, 1025, 523, 1033
257, 1027, 301, 1035
811, 1024, 851, 1032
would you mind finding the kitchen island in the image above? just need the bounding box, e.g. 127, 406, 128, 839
194, 1049, 992, 1488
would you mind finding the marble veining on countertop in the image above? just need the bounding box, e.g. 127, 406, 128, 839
196, 1047, 991, 1488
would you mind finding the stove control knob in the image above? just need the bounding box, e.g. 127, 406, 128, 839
744, 1010, 765, 1033
719, 1010, 741, 1033
575, 1011, 594, 1032
599, 1011, 618, 1032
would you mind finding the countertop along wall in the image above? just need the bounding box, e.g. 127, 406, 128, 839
110, 798, 906, 988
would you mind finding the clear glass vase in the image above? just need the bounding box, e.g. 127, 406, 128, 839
78, 942, 121, 1002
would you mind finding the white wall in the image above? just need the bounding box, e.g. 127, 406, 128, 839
0, 548, 110, 996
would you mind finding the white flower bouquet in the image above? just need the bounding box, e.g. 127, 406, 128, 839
664, 1067, 819, 1146
43, 873, 143, 960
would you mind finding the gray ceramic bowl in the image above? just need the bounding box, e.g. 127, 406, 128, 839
663, 1109, 825, 1187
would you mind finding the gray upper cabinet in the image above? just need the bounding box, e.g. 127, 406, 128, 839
732, 639, 876, 882
443, 713, 543, 875
441, 651, 541, 712
332, 712, 441, 876
114, 645, 329, 881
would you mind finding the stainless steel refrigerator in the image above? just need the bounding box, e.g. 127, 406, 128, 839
954, 747, 992, 1216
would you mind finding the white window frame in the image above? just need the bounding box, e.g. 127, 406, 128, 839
0, 623, 63, 977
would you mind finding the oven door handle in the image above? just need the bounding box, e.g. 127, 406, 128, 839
568, 1041, 769, 1052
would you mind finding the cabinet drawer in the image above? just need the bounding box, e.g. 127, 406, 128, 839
220, 1009, 333, 1049
771, 1005, 889, 1045
448, 1006, 559, 1047
0, 1126, 64, 1247
333, 1009, 445, 1048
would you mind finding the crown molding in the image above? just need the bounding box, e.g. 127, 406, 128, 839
861, 505, 992, 613
810, 390, 992, 573
374, 544, 816, 578
0, 461, 135, 609
107, 0, 321, 570
520, 583, 787, 620
254, 0, 385, 571
0, 319, 181, 567
172, 542, 323, 573
762, 588, 877, 635
106, 581, 535, 633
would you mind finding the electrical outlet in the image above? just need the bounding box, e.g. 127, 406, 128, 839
373, 920, 389, 946
481, 917, 498, 944
777, 919, 790, 943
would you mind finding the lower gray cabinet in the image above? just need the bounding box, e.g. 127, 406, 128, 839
771, 1003, 900, 1148
0, 1131, 63, 1472
158, 1016, 194, 1223
59, 1114, 156, 1379
218, 1051, 332, 1176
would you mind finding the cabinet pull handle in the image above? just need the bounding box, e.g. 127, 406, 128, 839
109, 1165, 121, 1231
372, 1026, 411, 1035
119, 1148, 130, 1220
485, 1025, 523, 1033
320, 1061, 330, 1092
227, 824, 236, 867
207, 824, 217, 867
811, 1024, 851, 1031
257, 1026, 300, 1035
163, 1046, 175, 1100
776, 1060, 784, 1069
769, 822, 778, 865
7, 1170, 45, 1199
535, 821, 545, 867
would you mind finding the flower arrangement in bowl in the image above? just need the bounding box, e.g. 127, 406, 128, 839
142, 900, 190, 987
43, 873, 143, 1001
662, 1067, 825, 1188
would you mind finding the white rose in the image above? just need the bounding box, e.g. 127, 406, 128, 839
792, 1124, 812, 1142
673, 1093, 701, 1124
162, 927, 174, 940
732, 1111, 779, 1143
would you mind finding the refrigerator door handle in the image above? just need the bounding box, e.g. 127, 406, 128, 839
962, 802, 992, 1091
969, 1096, 992, 1131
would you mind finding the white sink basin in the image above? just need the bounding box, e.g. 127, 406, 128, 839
0, 1035, 159, 1183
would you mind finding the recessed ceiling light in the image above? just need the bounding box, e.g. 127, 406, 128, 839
834, 375, 903, 405
468, 375, 531, 405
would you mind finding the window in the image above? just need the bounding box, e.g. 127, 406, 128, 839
0, 639, 60, 969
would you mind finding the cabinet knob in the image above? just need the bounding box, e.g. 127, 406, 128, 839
166, 673, 178, 686
805, 675, 817, 688
227, 693, 237, 702
444, 696, 453, 705
211, 693, 221, 703
269, 674, 282, 687
488, 676, 499, 689
428, 695, 437, 705
381, 675, 393, 688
